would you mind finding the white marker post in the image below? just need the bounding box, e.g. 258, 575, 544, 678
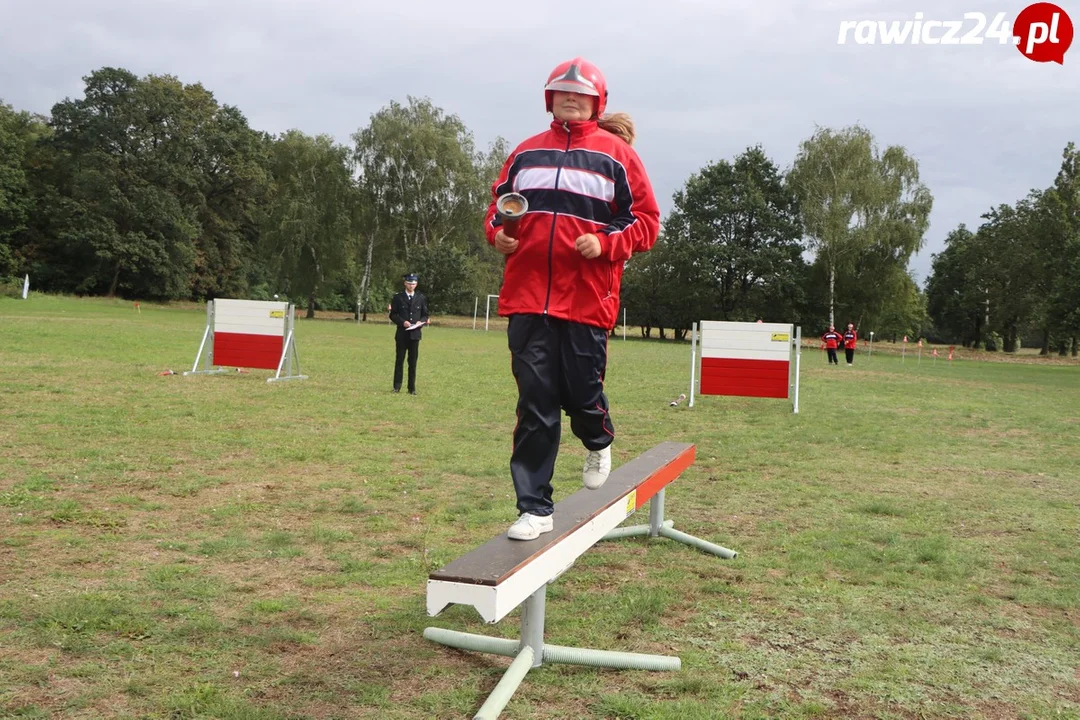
485, 294, 499, 331
22, 274, 29, 299
688, 322, 698, 408
868, 331, 874, 358
792, 326, 801, 414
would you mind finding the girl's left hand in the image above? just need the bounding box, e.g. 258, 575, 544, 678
575, 234, 601, 259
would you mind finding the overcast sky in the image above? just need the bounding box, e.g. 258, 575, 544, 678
2, 0, 1077, 284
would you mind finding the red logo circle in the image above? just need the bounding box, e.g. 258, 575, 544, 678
1014, 2, 1074, 63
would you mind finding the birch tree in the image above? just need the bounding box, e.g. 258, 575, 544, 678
787, 124, 931, 326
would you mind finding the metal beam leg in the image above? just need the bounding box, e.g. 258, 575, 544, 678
601, 519, 673, 540
657, 525, 738, 559
424, 626, 680, 670
473, 646, 534, 720
648, 487, 666, 536
600, 489, 738, 559
424, 581, 681, 719
520, 584, 545, 668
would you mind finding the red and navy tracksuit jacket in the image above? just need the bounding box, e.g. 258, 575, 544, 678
484, 117, 660, 331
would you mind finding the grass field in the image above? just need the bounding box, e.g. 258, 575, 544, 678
1, 295, 1078, 720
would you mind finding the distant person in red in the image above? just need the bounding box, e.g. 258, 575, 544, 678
842, 323, 857, 366
822, 325, 842, 365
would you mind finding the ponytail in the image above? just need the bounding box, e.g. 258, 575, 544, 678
597, 112, 635, 146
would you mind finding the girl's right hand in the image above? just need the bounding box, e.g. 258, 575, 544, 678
494, 230, 519, 254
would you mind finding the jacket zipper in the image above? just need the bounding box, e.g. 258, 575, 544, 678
543, 121, 572, 315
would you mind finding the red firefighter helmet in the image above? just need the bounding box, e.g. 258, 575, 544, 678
544, 57, 607, 118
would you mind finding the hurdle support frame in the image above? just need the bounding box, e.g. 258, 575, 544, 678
423, 443, 738, 720
184, 300, 230, 377
267, 310, 307, 383
425, 578, 683, 720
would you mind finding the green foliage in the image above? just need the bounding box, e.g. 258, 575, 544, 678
259, 129, 357, 317
26, 68, 272, 301
406, 242, 473, 315
351, 96, 506, 312
0, 275, 23, 297
0, 100, 37, 275
1043, 143, 1080, 342
364, 276, 396, 319
868, 270, 929, 340
927, 143, 1080, 349
189, 105, 273, 300
975, 192, 1055, 352
788, 124, 932, 327
619, 246, 671, 336
925, 224, 987, 346
622, 145, 808, 336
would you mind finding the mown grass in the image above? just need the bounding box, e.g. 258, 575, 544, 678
0, 294, 1077, 719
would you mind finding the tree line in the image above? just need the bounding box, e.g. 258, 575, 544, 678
1, 66, 1075, 353
0, 67, 507, 320
925, 143, 1080, 355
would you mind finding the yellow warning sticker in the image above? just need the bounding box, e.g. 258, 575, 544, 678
771, 333, 790, 342
269, 310, 284, 318
625, 490, 637, 516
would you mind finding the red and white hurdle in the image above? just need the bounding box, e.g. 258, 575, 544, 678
689, 320, 800, 413
184, 299, 308, 383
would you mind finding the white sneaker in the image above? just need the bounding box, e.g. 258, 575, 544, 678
582, 446, 611, 489
508, 512, 553, 540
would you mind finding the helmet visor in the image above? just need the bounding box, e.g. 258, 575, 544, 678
544, 79, 599, 96
545, 63, 600, 96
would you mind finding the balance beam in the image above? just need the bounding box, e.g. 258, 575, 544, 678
424, 441, 738, 720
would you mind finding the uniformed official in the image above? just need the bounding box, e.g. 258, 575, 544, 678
388, 273, 429, 394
